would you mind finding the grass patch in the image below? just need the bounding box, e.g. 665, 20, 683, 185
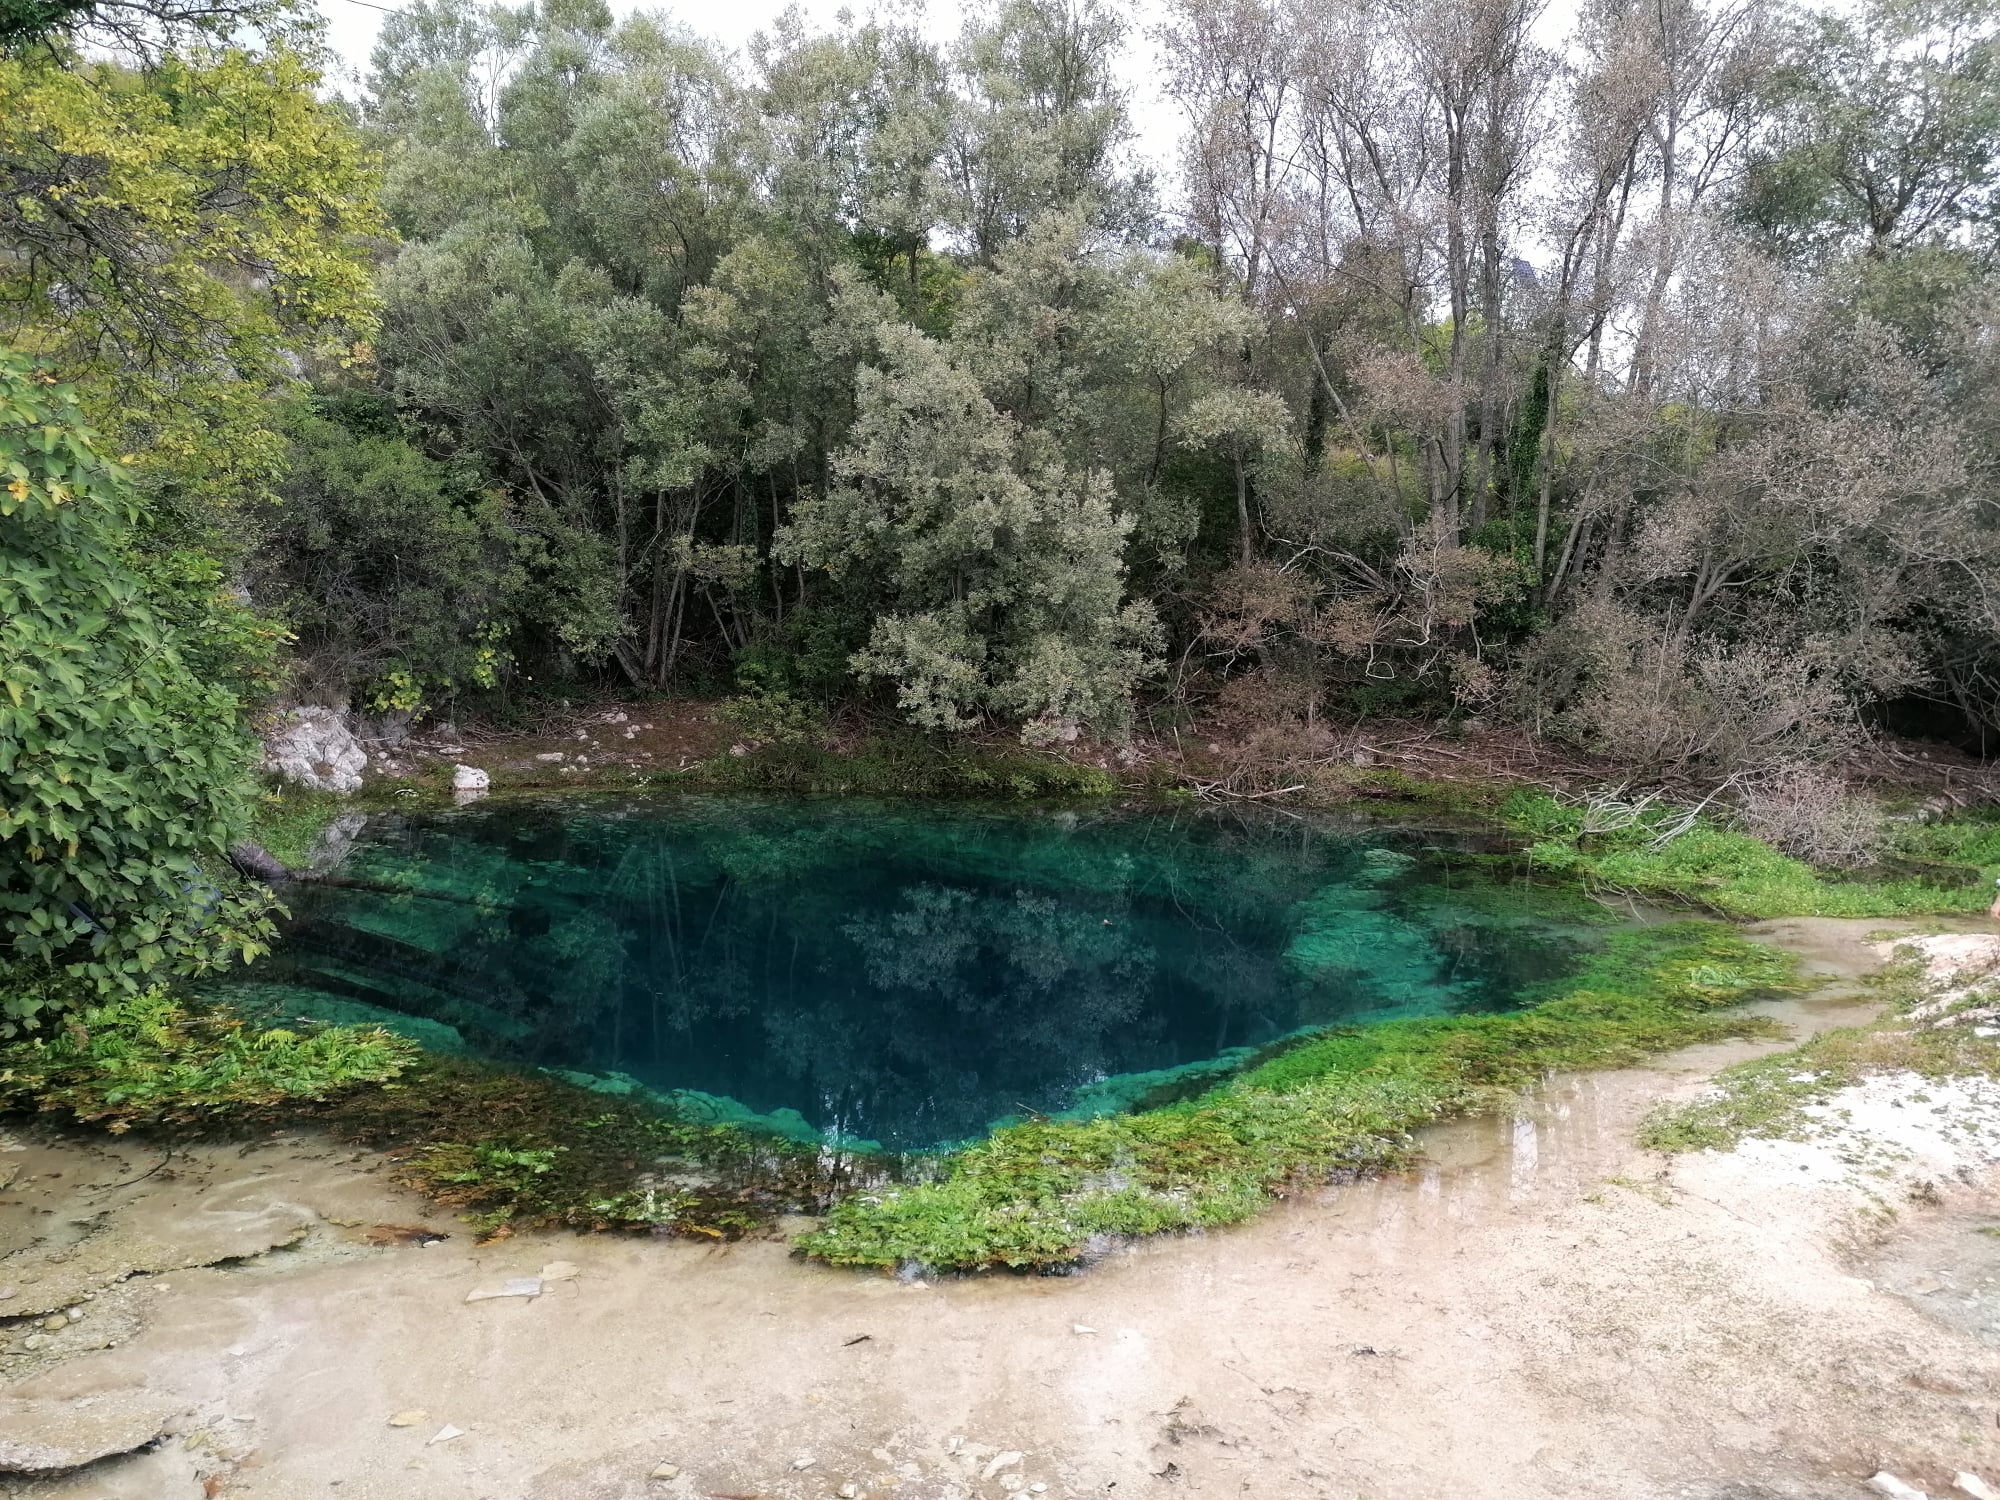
1640, 953, 2000, 1153
795, 922, 1802, 1272
1500, 791, 1991, 919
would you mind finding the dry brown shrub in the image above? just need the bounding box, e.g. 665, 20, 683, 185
1732, 764, 1886, 869
1508, 601, 1862, 777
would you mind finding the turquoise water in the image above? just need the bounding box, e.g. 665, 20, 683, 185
216, 796, 1601, 1150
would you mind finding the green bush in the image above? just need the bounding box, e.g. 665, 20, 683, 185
257, 390, 526, 705
0, 350, 276, 1028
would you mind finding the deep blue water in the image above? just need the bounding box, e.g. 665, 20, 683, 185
214, 796, 1599, 1150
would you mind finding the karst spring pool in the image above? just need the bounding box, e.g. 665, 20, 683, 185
214, 797, 1609, 1152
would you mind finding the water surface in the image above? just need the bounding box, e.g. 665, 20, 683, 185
218, 796, 1603, 1150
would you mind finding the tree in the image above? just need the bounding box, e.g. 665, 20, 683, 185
0, 351, 275, 1029
254, 390, 527, 707
0, 24, 382, 539
777, 275, 1160, 741
1739, 0, 2000, 259
948, 0, 1149, 259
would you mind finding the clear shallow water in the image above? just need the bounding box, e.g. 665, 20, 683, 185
215, 796, 1603, 1151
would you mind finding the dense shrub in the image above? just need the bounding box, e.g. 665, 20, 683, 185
0, 352, 275, 1029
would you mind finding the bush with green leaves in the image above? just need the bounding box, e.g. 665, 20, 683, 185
255, 389, 527, 708
0, 350, 275, 1029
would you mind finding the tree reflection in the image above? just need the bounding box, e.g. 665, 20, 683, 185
226, 796, 1593, 1148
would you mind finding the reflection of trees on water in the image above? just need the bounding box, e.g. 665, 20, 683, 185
238, 797, 1593, 1147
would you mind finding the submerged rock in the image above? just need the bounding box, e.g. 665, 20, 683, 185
0, 1392, 180, 1473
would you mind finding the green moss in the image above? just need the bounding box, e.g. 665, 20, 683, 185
246, 785, 355, 868
0, 987, 417, 1128
1640, 954, 2000, 1153
795, 922, 1801, 1271
1500, 791, 1989, 918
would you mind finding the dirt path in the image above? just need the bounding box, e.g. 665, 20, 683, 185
4, 918, 2000, 1500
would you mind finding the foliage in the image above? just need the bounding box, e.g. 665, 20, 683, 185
0, 34, 382, 528
777, 273, 1162, 742
797, 923, 1800, 1269
694, 733, 1121, 799
0, 987, 414, 1127
256, 390, 527, 703
0, 353, 276, 1027
720, 689, 827, 746
1738, 0, 2000, 259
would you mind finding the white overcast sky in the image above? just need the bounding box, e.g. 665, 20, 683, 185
311, 0, 1188, 174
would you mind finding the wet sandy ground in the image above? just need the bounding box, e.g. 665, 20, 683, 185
4, 918, 2000, 1500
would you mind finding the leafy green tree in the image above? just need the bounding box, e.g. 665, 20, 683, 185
0, 352, 274, 1029
778, 276, 1159, 741
0, 31, 382, 535
948, 0, 1149, 259
255, 391, 527, 707
1739, 0, 2000, 259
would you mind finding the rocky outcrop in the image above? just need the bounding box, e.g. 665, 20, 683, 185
262, 706, 367, 793
0, 1392, 181, 1472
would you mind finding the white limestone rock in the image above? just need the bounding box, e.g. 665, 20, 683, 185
262, 706, 367, 793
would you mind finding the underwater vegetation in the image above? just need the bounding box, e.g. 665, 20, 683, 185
0, 920, 1804, 1261
208, 798, 1601, 1152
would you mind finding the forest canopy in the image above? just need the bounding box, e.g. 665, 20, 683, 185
3, 0, 1999, 788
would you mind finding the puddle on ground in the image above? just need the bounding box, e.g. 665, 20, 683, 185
1309, 917, 1934, 1245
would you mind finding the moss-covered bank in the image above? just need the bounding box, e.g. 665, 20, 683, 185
1498, 791, 2000, 920
795, 923, 1802, 1270
0, 989, 852, 1241
1640, 948, 2000, 1155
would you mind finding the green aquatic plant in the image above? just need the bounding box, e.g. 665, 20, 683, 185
796, 923, 1802, 1270
1500, 791, 1991, 918
313, 1052, 849, 1238
0, 987, 416, 1128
